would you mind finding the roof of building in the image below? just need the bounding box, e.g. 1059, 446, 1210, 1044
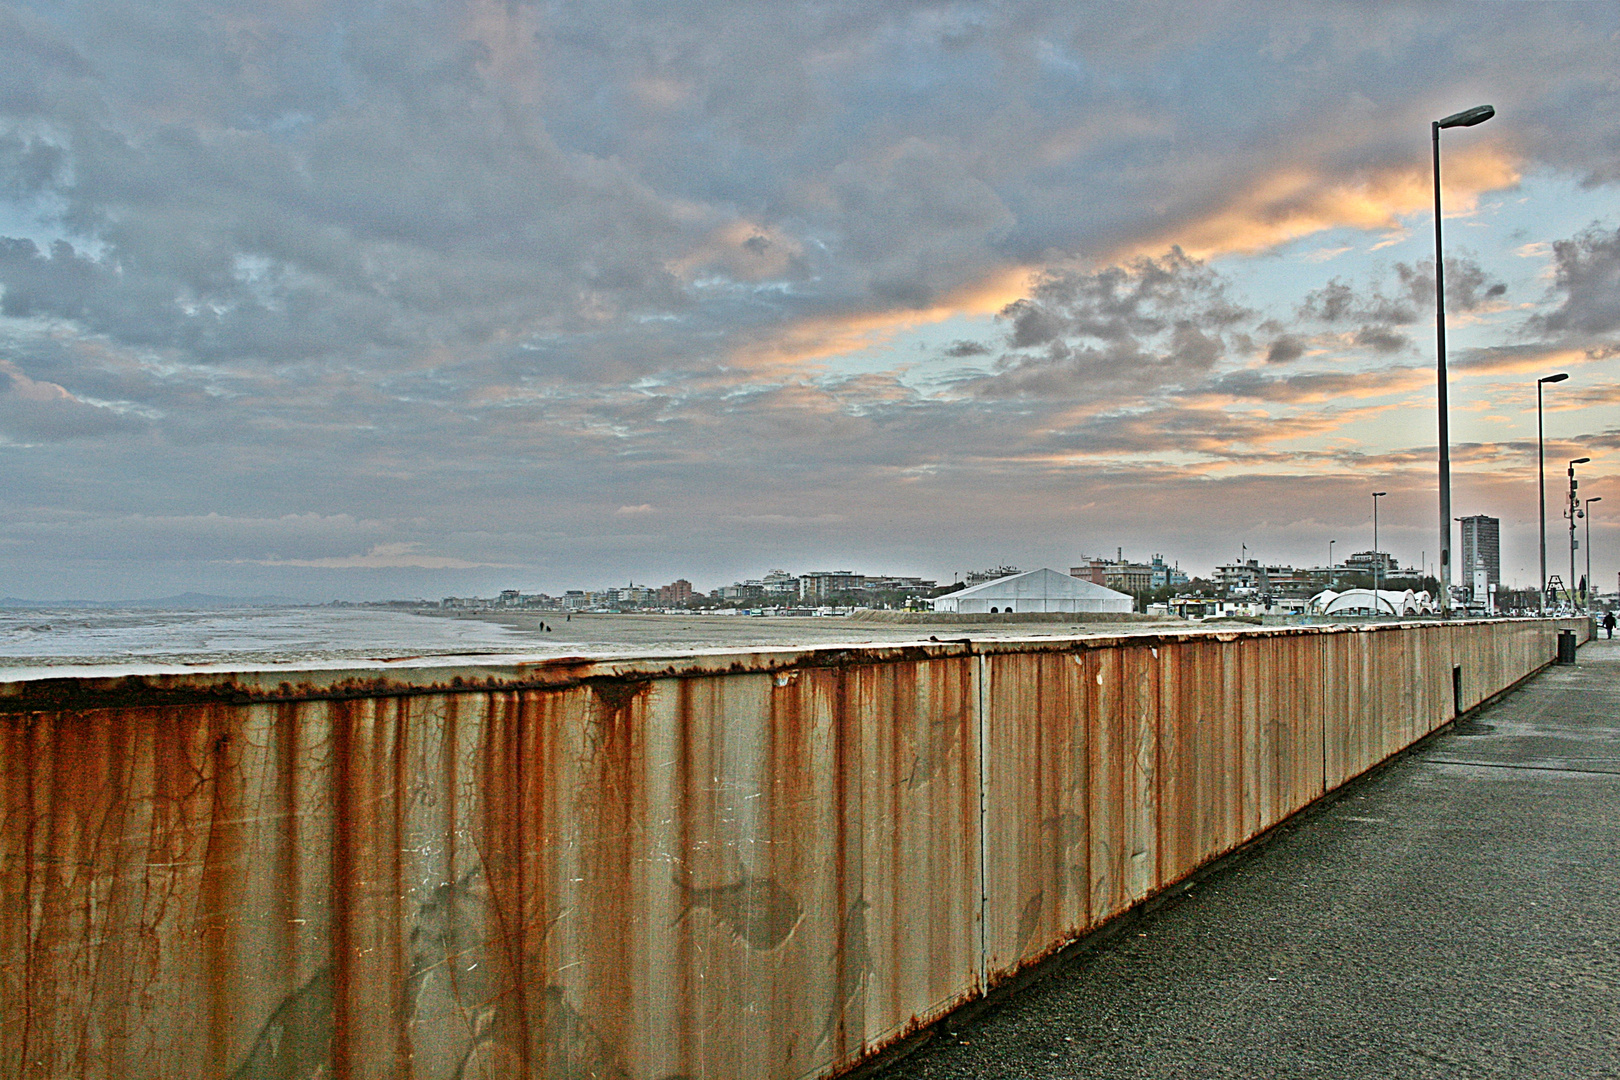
946, 567, 1131, 602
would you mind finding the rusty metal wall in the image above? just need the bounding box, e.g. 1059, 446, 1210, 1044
0, 620, 1588, 1079
977, 617, 1586, 986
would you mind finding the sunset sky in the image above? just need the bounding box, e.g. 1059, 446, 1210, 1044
1, 1, 1617, 600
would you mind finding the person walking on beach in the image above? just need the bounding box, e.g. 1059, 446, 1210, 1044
1605, 610, 1616, 639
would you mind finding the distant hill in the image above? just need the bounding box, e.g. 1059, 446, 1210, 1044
0, 592, 306, 610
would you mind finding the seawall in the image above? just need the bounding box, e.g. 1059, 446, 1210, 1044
0, 617, 1591, 1079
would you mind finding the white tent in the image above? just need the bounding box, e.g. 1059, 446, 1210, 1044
1309, 588, 1439, 616
931, 568, 1134, 614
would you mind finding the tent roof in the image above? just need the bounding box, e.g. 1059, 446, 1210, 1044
948, 567, 1131, 601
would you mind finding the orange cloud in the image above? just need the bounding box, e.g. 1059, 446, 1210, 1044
1451, 346, 1593, 378
1120, 144, 1521, 262
725, 264, 1034, 372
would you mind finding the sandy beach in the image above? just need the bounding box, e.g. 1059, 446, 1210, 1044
431, 609, 1188, 658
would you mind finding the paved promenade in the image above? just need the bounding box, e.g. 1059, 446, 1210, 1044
884, 633, 1620, 1079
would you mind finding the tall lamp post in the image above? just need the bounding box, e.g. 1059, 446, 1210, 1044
1585, 496, 1602, 610
1433, 103, 1495, 616
1329, 539, 1337, 583
1568, 457, 1589, 610
1372, 491, 1387, 614
1537, 372, 1569, 612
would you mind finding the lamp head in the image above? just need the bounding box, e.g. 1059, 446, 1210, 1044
1437, 105, 1495, 129
1540, 372, 1569, 384
1572, 457, 1591, 466
1373, 491, 1387, 497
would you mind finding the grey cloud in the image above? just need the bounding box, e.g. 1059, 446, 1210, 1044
825, 138, 1016, 309
1300, 274, 1416, 326
1013, 249, 1251, 346
944, 340, 990, 357
1004, 300, 1065, 349
1403, 258, 1507, 314
1300, 279, 1356, 323
1530, 223, 1620, 338
1266, 334, 1305, 364
970, 250, 1252, 400
1354, 325, 1407, 354
0, 238, 105, 320
0, 133, 69, 200
1301, 256, 1502, 330
0, 6, 93, 117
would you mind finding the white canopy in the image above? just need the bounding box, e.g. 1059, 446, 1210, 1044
1309, 588, 1438, 616
931, 568, 1134, 613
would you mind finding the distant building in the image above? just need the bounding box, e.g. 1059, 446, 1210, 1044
799, 571, 864, 602
964, 566, 1022, 586
1069, 559, 1108, 586
1345, 551, 1399, 576
657, 579, 694, 606
761, 570, 800, 598
933, 568, 1133, 613
606, 585, 655, 608
863, 575, 938, 594
1148, 554, 1189, 590
1213, 559, 1266, 595
1458, 515, 1500, 589
1072, 552, 1186, 593
1210, 559, 1314, 598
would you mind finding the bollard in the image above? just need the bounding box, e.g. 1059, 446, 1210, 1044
1557, 629, 1578, 665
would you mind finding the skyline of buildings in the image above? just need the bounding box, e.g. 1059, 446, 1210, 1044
431, 540, 1487, 614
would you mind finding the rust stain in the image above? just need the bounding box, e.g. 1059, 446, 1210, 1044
328, 697, 355, 1080
200, 704, 242, 1077
673, 677, 697, 1080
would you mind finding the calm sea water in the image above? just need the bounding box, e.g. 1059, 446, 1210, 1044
0, 606, 530, 673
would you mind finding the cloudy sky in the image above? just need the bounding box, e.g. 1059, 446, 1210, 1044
2, 1, 1617, 601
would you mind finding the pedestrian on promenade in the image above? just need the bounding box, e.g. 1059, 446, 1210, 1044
1605, 610, 1616, 639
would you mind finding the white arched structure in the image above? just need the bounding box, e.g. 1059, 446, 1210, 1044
1309, 588, 1439, 617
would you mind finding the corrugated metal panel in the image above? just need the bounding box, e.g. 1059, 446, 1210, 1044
0, 620, 1582, 1079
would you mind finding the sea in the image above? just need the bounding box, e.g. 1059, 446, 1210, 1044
0, 606, 533, 675
0, 603, 1155, 679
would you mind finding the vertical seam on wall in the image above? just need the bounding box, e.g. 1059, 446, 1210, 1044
1320, 635, 1328, 795
975, 649, 988, 997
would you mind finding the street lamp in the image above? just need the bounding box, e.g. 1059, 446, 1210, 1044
1329, 539, 1337, 582
1372, 491, 1387, 614
1433, 104, 1495, 617
1537, 372, 1569, 612
1585, 496, 1602, 610
1568, 457, 1589, 610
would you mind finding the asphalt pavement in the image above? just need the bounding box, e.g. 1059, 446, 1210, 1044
880, 633, 1620, 1080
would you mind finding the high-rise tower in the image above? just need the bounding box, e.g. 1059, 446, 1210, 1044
1458, 515, 1500, 589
